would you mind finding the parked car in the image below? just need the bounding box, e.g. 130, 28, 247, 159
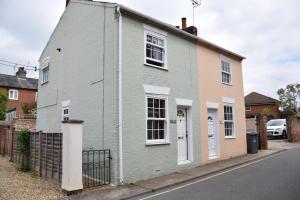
267, 119, 287, 139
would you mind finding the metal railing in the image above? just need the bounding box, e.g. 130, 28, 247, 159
82, 149, 111, 188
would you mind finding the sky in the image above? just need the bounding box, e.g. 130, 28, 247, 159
0, 0, 299, 99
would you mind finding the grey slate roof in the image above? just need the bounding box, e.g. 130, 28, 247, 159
0, 74, 38, 90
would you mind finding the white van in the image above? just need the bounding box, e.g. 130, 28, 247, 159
267, 119, 287, 139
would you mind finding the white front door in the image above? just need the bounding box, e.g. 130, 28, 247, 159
177, 108, 188, 163
208, 110, 218, 158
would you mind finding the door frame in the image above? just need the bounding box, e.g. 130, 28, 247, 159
177, 105, 193, 165
207, 108, 220, 160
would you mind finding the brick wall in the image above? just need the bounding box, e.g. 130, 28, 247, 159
246, 118, 257, 132
246, 104, 280, 119
287, 118, 300, 142
0, 86, 37, 116
12, 118, 36, 132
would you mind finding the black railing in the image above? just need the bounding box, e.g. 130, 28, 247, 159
82, 149, 111, 188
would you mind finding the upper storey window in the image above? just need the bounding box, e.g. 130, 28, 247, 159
221, 59, 232, 85
144, 25, 167, 70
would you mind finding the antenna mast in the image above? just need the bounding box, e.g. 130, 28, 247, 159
191, 0, 201, 26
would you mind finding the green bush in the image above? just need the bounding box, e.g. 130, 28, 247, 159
293, 112, 300, 120
21, 103, 31, 114
16, 129, 30, 171
0, 92, 7, 120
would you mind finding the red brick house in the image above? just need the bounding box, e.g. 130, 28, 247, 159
245, 92, 280, 119
0, 68, 38, 119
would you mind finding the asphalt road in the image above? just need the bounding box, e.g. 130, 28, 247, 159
133, 147, 300, 200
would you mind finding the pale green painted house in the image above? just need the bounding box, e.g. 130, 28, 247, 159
37, 0, 201, 184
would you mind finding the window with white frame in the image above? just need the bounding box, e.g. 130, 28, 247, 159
146, 96, 168, 143
62, 106, 69, 121
224, 104, 234, 137
144, 27, 167, 69
221, 59, 232, 84
245, 105, 251, 111
8, 89, 18, 100
42, 66, 49, 84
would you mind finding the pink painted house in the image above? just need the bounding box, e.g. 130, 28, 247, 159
197, 41, 247, 164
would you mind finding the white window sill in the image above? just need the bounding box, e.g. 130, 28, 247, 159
144, 63, 168, 71
41, 81, 49, 85
208, 156, 220, 160
178, 160, 192, 165
225, 136, 236, 139
222, 82, 233, 86
145, 141, 171, 146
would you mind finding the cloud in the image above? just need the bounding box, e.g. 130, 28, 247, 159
0, 0, 299, 98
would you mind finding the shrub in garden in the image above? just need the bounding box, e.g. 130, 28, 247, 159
16, 129, 30, 171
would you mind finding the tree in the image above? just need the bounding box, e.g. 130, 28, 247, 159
0, 92, 8, 120
277, 83, 300, 116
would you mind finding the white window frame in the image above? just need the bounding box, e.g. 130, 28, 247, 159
144, 24, 168, 70
245, 105, 251, 111
145, 94, 169, 145
221, 56, 232, 85
61, 100, 70, 121
224, 103, 235, 138
41, 57, 50, 84
62, 106, 70, 121
8, 89, 18, 100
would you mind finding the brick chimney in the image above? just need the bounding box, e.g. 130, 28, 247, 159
181, 18, 187, 29
181, 17, 198, 36
16, 67, 27, 79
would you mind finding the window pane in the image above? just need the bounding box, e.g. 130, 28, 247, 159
146, 47, 151, 58
159, 109, 165, 118
153, 130, 159, 139
159, 120, 164, 129
160, 99, 165, 108
147, 130, 153, 140
159, 130, 164, 139
154, 109, 160, 118
148, 98, 153, 108
154, 99, 159, 108
158, 39, 164, 46
154, 120, 159, 129
152, 37, 158, 44
147, 35, 152, 42
148, 108, 154, 117
147, 120, 153, 130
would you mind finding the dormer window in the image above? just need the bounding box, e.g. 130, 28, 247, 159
144, 25, 167, 70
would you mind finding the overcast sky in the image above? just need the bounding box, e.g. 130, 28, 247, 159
0, 0, 299, 99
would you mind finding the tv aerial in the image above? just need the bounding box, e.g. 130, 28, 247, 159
191, 0, 201, 26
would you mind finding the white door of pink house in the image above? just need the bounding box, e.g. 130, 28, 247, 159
208, 110, 218, 158
177, 108, 188, 163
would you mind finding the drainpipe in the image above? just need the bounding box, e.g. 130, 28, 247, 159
117, 5, 124, 184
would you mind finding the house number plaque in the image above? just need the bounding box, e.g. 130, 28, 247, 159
170, 119, 177, 124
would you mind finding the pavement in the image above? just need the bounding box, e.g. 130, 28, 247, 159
69, 140, 300, 200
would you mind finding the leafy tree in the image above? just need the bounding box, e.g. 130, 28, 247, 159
261, 108, 274, 120
0, 92, 8, 120
277, 83, 300, 116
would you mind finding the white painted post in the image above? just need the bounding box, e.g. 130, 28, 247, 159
61, 120, 84, 193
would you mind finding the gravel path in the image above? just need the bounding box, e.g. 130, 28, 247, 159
0, 156, 67, 200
